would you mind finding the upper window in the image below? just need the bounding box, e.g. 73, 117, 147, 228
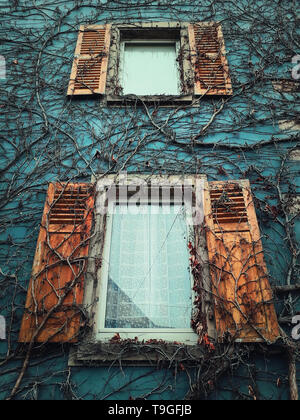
67, 22, 233, 101
96, 184, 196, 343
18, 175, 281, 360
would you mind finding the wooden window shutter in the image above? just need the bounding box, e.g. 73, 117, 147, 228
188, 22, 232, 96
18, 182, 95, 343
67, 24, 111, 95
204, 179, 280, 343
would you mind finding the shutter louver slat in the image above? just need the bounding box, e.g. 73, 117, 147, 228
49, 185, 92, 227
67, 24, 111, 96
18, 182, 95, 343
204, 180, 280, 343
188, 22, 233, 96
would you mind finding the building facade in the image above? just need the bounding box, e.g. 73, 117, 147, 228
0, 0, 299, 400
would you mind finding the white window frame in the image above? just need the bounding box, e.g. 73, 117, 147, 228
84, 174, 207, 346
119, 39, 181, 96
96, 195, 196, 344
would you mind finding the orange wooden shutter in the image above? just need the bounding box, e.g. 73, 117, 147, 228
188, 22, 232, 95
204, 180, 280, 343
19, 182, 95, 343
67, 24, 111, 95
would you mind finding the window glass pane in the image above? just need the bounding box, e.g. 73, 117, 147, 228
122, 42, 179, 95
105, 204, 191, 329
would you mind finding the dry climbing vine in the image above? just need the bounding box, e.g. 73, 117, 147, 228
0, 0, 299, 400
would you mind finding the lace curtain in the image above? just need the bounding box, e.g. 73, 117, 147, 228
105, 204, 192, 329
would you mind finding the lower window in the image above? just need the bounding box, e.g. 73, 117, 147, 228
96, 190, 198, 344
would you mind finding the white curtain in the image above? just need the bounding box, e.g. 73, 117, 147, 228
105, 204, 191, 329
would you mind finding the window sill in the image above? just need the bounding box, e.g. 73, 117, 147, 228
68, 339, 204, 367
